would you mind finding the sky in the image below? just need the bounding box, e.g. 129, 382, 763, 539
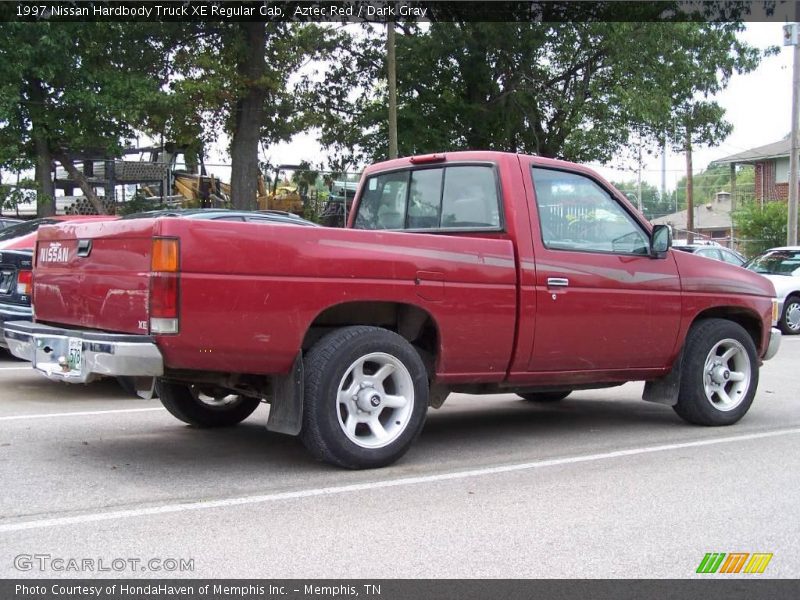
243, 21, 797, 195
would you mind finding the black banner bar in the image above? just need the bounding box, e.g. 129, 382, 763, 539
3, 580, 800, 600
0, 1, 797, 23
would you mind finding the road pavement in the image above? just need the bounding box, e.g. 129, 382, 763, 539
0, 338, 798, 579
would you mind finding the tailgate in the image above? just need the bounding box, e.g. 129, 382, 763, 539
33, 219, 156, 334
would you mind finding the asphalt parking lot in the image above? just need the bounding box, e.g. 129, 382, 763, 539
0, 338, 798, 579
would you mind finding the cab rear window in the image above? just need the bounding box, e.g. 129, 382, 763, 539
354, 165, 501, 231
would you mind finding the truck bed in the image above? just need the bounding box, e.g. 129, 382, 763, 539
33, 218, 519, 378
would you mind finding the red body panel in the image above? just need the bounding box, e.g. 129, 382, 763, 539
157, 219, 517, 377
29, 152, 777, 385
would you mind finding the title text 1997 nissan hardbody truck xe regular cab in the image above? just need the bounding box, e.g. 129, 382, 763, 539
4, 152, 782, 468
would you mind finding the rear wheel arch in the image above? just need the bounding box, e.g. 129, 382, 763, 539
301, 301, 441, 376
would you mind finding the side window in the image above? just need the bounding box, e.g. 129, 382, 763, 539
441, 166, 500, 229
354, 171, 409, 230
532, 167, 648, 255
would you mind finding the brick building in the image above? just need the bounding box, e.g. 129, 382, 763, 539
714, 135, 799, 203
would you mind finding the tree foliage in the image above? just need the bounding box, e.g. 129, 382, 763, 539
311, 14, 765, 170
610, 179, 668, 220
733, 201, 791, 257
0, 23, 171, 214
673, 164, 755, 209
158, 23, 331, 209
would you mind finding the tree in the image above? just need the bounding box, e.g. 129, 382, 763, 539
666, 102, 734, 242
733, 201, 792, 257
673, 163, 756, 209
311, 9, 765, 170
0, 23, 171, 215
164, 23, 329, 210
611, 179, 667, 220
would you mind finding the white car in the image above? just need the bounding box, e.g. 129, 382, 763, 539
746, 246, 800, 335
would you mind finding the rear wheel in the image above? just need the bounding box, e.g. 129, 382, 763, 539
780, 296, 800, 335
518, 391, 571, 402
673, 319, 758, 426
158, 381, 261, 427
301, 326, 429, 469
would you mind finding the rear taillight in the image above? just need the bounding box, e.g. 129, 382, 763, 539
16, 270, 32, 296
149, 238, 179, 334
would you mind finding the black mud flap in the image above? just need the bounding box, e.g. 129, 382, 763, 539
642, 350, 683, 406
266, 354, 304, 435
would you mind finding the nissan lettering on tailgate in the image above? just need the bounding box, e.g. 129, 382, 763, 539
38, 241, 71, 264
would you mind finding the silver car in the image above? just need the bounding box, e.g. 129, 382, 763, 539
746, 246, 800, 335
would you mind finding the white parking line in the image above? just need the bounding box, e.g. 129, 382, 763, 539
1, 426, 798, 534
0, 407, 164, 421
0, 366, 34, 371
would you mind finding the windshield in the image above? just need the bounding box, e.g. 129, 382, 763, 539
0, 218, 56, 241
746, 250, 800, 276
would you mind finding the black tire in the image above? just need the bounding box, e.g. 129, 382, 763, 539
779, 295, 800, 335
158, 380, 261, 427
673, 319, 759, 426
518, 391, 571, 402
301, 326, 429, 469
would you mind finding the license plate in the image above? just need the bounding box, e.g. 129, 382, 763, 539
67, 338, 82, 374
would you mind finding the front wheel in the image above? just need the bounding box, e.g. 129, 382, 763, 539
779, 296, 800, 335
673, 319, 758, 426
158, 381, 261, 427
301, 326, 429, 469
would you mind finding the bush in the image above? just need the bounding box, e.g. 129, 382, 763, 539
732, 201, 791, 257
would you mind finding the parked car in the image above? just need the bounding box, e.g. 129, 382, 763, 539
0, 217, 23, 229
745, 246, 800, 335
4, 151, 781, 469
672, 243, 746, 267
0, 249, 32, 348
0, 216, 117, 250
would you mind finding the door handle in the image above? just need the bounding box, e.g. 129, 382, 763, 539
547, 277, 569, 288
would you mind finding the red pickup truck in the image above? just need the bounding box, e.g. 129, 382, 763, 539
4, 152, 781, 468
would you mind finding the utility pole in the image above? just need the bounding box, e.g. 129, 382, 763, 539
685, 119, 695, 245
785, 22, 800, 245
637, 138, 643, 213
387, 22, 398, 160
661, 138, 667, 209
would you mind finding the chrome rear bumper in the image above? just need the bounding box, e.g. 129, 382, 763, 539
3, 320, 163, 383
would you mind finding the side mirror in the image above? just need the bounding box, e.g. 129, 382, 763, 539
650, 224, 672, 257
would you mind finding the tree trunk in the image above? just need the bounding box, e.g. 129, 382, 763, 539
230, 22, 267, 211
685, 126, 694, 245
52, 150, 107, 215
29, 80, 55, 217
34, 133, 55, 217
